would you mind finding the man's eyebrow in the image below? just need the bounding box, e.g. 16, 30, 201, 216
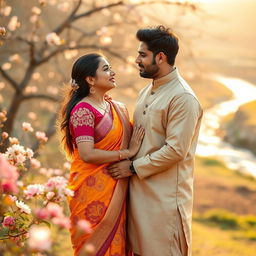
138, 51, 146, 54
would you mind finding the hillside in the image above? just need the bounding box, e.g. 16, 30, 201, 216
220, 100, 256, 155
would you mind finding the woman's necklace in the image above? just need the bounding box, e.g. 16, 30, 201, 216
87, 98, 108, 112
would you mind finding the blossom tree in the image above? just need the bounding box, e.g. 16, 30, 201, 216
0, 0, 199, 152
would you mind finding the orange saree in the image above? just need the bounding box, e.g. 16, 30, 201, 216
68, 101, 131, 256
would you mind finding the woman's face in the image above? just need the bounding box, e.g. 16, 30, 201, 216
93, 58, 116, 90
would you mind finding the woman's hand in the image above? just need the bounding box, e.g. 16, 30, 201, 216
128, 125, 145, 158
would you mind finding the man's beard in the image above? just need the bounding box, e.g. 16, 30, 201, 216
139, 63, 159, 78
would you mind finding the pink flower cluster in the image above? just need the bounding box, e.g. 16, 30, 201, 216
35, 202, 70, 229
22, 122, 34, 132
0, 155, 19, 193
44, 176, 74, 202
35, 131, 48, 143
2, 216, 15, 228
24, 176, 73, 203
3, 144, 33, 166
24, 184, 45, 199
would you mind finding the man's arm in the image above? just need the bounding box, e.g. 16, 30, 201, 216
133, 93, 202, 179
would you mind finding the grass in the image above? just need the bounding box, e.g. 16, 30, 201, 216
192, 221, 256, 256
192, 156, 256, 255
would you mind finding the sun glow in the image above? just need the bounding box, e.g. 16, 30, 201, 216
168, 0, 220, 2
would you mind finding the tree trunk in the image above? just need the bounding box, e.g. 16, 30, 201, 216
0, 93, 23, 152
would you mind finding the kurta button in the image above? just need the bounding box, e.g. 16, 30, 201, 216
145, 104, 148, 108
143, 111, 146, 115
151, 91, 155, 95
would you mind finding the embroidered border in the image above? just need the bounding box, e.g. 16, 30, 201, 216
76, 135, 94, 144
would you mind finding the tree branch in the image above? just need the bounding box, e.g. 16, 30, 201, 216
53, 0, 82, 35
19, 65, 36, 91
0, 67, 20, 92
73, 1, 124, 21
22, 93, 58, 102
38, 44, 130, 66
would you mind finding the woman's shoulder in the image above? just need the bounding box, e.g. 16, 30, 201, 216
71, 101, 95, 115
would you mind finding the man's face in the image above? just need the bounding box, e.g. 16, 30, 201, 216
135, 42, 159, 78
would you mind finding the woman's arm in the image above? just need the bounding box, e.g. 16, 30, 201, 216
77, 125, 144, 164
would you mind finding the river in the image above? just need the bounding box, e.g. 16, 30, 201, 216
196, 76, 256, 177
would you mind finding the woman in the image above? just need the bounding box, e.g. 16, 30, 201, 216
59, 53, 144, 256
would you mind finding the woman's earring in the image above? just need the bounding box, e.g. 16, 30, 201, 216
90, 87, 95, 94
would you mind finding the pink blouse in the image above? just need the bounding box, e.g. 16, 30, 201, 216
69, 102, 112, 146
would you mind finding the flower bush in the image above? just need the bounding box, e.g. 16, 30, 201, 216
0, 111, 92, 255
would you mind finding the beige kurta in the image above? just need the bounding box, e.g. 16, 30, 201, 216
128, 68, 203, 256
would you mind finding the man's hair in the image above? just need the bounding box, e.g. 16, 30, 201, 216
136, 25, 179, 65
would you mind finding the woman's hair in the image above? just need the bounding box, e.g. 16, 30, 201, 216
58, 53, 102, 156
136, 25, 179, 65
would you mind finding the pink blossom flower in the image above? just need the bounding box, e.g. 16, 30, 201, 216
83, 244, 95, 254
8, 16, 20, 31
4, 144, 34, 167
24, 184, 45, 199
2, 216, 15, 228
1, 132, 9, 139
35, 208, 50, 220
53, 168, 62, 175
22, 122, 34, 132
35, 131, 48, 143
30, 158, 41, 169
9, 195, 17, 202
46, 32, 62, 46
8, 137, 19, 145
28, 112, 37, 120
63, 162, 71, 170
44, 176, 74, 202
9, 54, 21, 63
25, 148, 34, 158
30, 15, 39, 24
0, 155, 19, 193
46, 191, 55, 200
28, 226, 51, 251
31, 6, 41, 15
57, 2, 69, 12
46, 202, 64, 218
77, 219, 92, 234
16, 200, 31, 214
52, 217, 70, 229
0, 6, 12, 16
1, 62, 11, 70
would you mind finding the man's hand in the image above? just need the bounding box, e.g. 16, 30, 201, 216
107, 160, 132, 179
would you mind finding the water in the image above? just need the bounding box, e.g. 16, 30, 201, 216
196, 75, 256, 177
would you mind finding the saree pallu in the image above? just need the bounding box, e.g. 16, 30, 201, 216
68, 101, 131, 256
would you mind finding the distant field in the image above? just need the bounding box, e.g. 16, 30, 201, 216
192, 157, 256, 255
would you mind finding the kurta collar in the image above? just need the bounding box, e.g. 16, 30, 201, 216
152, 67, 178, 90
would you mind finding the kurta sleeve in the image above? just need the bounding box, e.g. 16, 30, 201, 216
70, 104, 95, 144
133, 93, 202, 179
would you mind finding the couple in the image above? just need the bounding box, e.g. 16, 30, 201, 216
59, 25, 203, 256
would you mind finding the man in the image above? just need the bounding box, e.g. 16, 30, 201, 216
108, 25, 203, 256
